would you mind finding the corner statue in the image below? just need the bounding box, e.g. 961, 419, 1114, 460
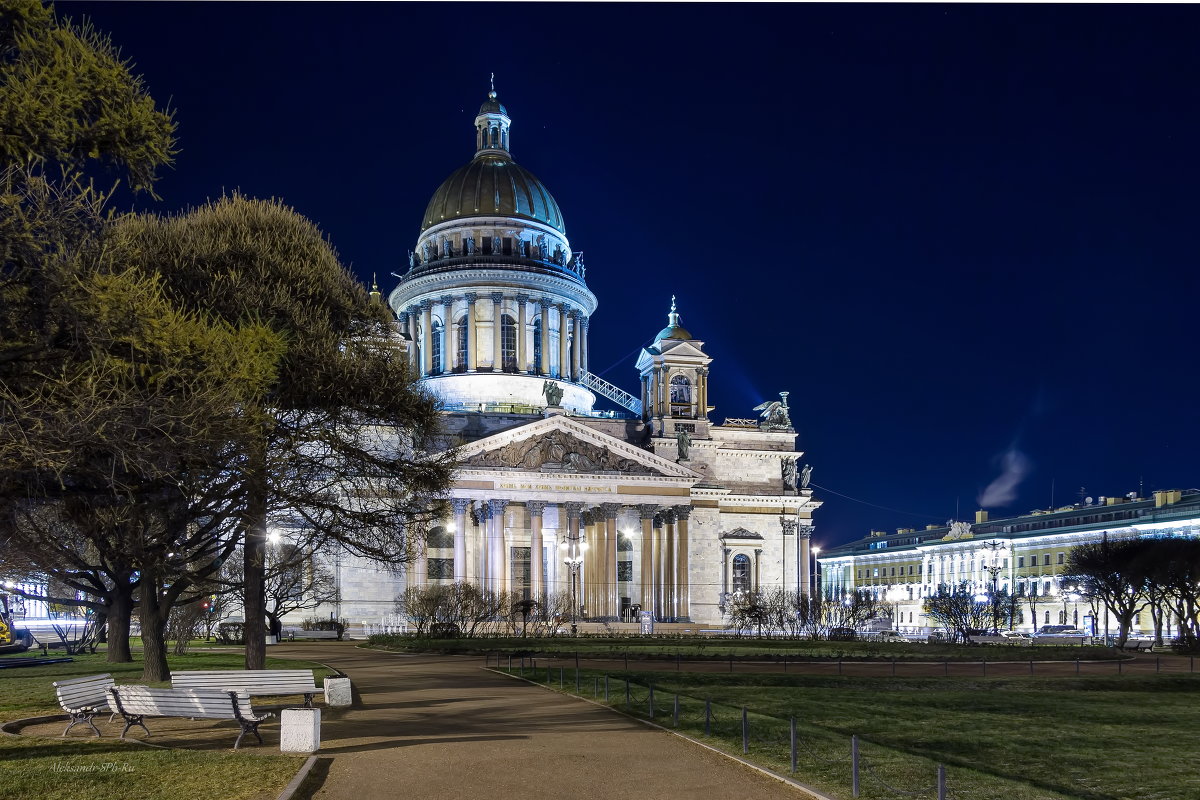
542, 380, 564, 407
800, 463, 812, 489
676, 429, 691, 460
754, 391, 792, 431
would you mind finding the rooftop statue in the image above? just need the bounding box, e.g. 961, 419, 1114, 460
754, 397, 792, 430
542, 380, 564, 407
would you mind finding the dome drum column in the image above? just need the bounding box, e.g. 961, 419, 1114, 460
557, 303, 569, 380
515, 294, 529, 374
570, 311, 582, 382
539, 300, 552, 377
465, 293, 478, 372
491, 293, 503, 371
419, 300, 433, 377
581, 318, 589, 376
439, 295, 454, 374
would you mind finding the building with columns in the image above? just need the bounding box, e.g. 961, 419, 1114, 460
327, 87, 821, 627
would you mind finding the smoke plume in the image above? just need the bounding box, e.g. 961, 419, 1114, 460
977, 445, 1032, 508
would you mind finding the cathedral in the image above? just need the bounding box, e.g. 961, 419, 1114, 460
331, 88, 820, 628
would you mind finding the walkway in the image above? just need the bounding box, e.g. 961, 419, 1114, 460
273, 641, 817, 800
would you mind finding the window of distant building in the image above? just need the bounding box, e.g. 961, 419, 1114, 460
1057, 553, 1065, 565
1018, 556, 1025, 568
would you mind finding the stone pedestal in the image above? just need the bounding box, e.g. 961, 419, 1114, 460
280, 708, 320, 753
325, 677, 352, 708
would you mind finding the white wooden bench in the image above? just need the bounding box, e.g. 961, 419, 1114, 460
52, 673, 114, 737
282, 629, 340, 640
107, 685, 272, 749
172, 669, 322, 708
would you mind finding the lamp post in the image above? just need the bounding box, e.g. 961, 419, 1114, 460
559, 531, 588, 636
811, 545, 821, 598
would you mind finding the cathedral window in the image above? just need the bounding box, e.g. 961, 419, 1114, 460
455, 316, 468, 371
533, 318, 543, 373
732, 554, 751, 595
427, 526, 453, 549
501, 315, 518, 372
430, 320, 443, 375
670, 374, 692, 415
502, 237, 513, 256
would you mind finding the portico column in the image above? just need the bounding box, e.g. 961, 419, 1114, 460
439, 295, 454, 373
638, 505, 657, 615
799, 524, 814, 597
564, 502, 584, 620
781, 517, 798, 595
465, 293, 478, 372
539, 299, 552, 376
601, 503, 621, 620
527, 501, 547, 603
489, 500, 509, 593
698, 367, 709, 418
585, 510, 600, 616
663, 509, 677, 620
491, 292, 503, 370
570, 312, 582, 381
419, 299, 433, 377
477, 501, 492, 587
674, 506, 692, 621
580, 318, 589, 375
721, 545, 730, 604
754, 548, 763, 593
515, 294, 529, 373
557, 304, 569, 379
652, 512, 664, 620
451, 498, 471, 582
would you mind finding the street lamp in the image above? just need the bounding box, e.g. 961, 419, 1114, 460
811, 545, 821, 598
559, 532, 588, 636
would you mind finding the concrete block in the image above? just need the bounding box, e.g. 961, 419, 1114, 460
280, 708, 320, 753
325, 677, 352, 708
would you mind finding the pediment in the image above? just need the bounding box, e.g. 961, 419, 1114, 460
636, 341, 710, 371
721, 527, 763, 541
456, 415, 700, 478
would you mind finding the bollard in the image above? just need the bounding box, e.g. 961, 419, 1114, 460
673, 694, 679, 727
790, 716, 797, 773
649, 683, 655, 719
851, 734, 860, 797
705, 698, 711, 735
937, 763, 946, 800
605, 674, 610, 702
741, 706, 748, 754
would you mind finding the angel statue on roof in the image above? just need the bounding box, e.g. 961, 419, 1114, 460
753, 391, 792, 431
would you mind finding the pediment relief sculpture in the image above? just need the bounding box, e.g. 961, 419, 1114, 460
463, 429, 657, 474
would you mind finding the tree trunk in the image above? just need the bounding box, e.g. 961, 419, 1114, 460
243, 437, 268, 670
138, 584, 171, 682
105, 586, 134, 663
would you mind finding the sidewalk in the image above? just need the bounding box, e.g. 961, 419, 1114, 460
273, 641, 816, 800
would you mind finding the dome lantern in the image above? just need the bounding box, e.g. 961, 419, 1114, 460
475, 74, 511, 156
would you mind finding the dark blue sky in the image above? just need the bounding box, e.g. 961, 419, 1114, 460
71, 2, 1200, 548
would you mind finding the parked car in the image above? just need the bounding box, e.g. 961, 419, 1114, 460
827, 627, 857, 641
999, 631, 1034, 645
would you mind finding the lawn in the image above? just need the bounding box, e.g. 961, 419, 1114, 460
369, 633, 1119, 663
0, 648, 334, 800
501, 666, 1200, 800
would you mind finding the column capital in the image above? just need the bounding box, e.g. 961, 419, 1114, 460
539, 297, 554, 309
673, 505, 692, 521
450, 498, 472, 515
581, 316, 590, 331
638, 504, 660, 520
515, 292, 530, 304
798, 524, 814, 539
663, 508, 677, 525
488, 499, 510, 517
465, 292, 478, 303
419, 298, 433, 310
557, 301, 570, 314
490, 291, 504, 304
599, 503, 621, 520
439, 294, 454, 306
563, 501, 585, 519
406, 304, 419, 315
780, 518, 798, 535
478, 502, 493, 521
526, 500, 548, 516
652, 513, 664, 528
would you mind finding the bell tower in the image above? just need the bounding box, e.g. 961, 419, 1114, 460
636, 297, 712, 442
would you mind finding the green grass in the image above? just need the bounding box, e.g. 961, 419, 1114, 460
502, 666, 1200, 800
0, 648, 335, 800
368, 633, 1119, 662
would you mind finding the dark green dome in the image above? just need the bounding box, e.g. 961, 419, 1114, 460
421, 153, 566, 233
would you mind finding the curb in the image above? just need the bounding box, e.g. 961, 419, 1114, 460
484, 667, 839, 800
276, 755, 319, 800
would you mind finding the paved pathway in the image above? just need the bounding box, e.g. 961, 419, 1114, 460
273, 642, 819, 800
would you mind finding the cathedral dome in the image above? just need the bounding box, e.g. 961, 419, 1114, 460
421, 153, 566, 233
654, 297, 692, 341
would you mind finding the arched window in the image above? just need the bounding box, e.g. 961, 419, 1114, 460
455, 316, 468, 371
670, 374, 691, 403
732, 554, 751, 595
430, 320, 443, 375
501, 314, 517, 372
533, 318, 543, 373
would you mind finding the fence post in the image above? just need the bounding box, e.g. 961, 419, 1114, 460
705, 698, 711, 735
1076, 659, 1080, 676
649, 683, 655, 719
575, 667, 580, 692
625, 652, 629, 672
673, 694, 679, 727
605, 674, 610, 702
576, 651, 580, 670
982, 657, 986, 677
851, 734, 860, 797
783, 653, 788, 673
1029, 659, 1034, 675
594, 676, 599, 696
790, 716, 797, 773
937, 763, 946, 800
838, 658, 843, 676
625, 679, 630, 708
742, 706, 748, 754
559, 666, 564, 688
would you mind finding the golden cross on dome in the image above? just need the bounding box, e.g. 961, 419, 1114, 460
490, 72, 495, 94
670, 295, 676, 313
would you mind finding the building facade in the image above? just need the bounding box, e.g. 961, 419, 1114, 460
322, 88, 821, 628
818, 489, 1200, 637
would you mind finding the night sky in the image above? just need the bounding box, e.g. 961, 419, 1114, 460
67, 3, 1200, 548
